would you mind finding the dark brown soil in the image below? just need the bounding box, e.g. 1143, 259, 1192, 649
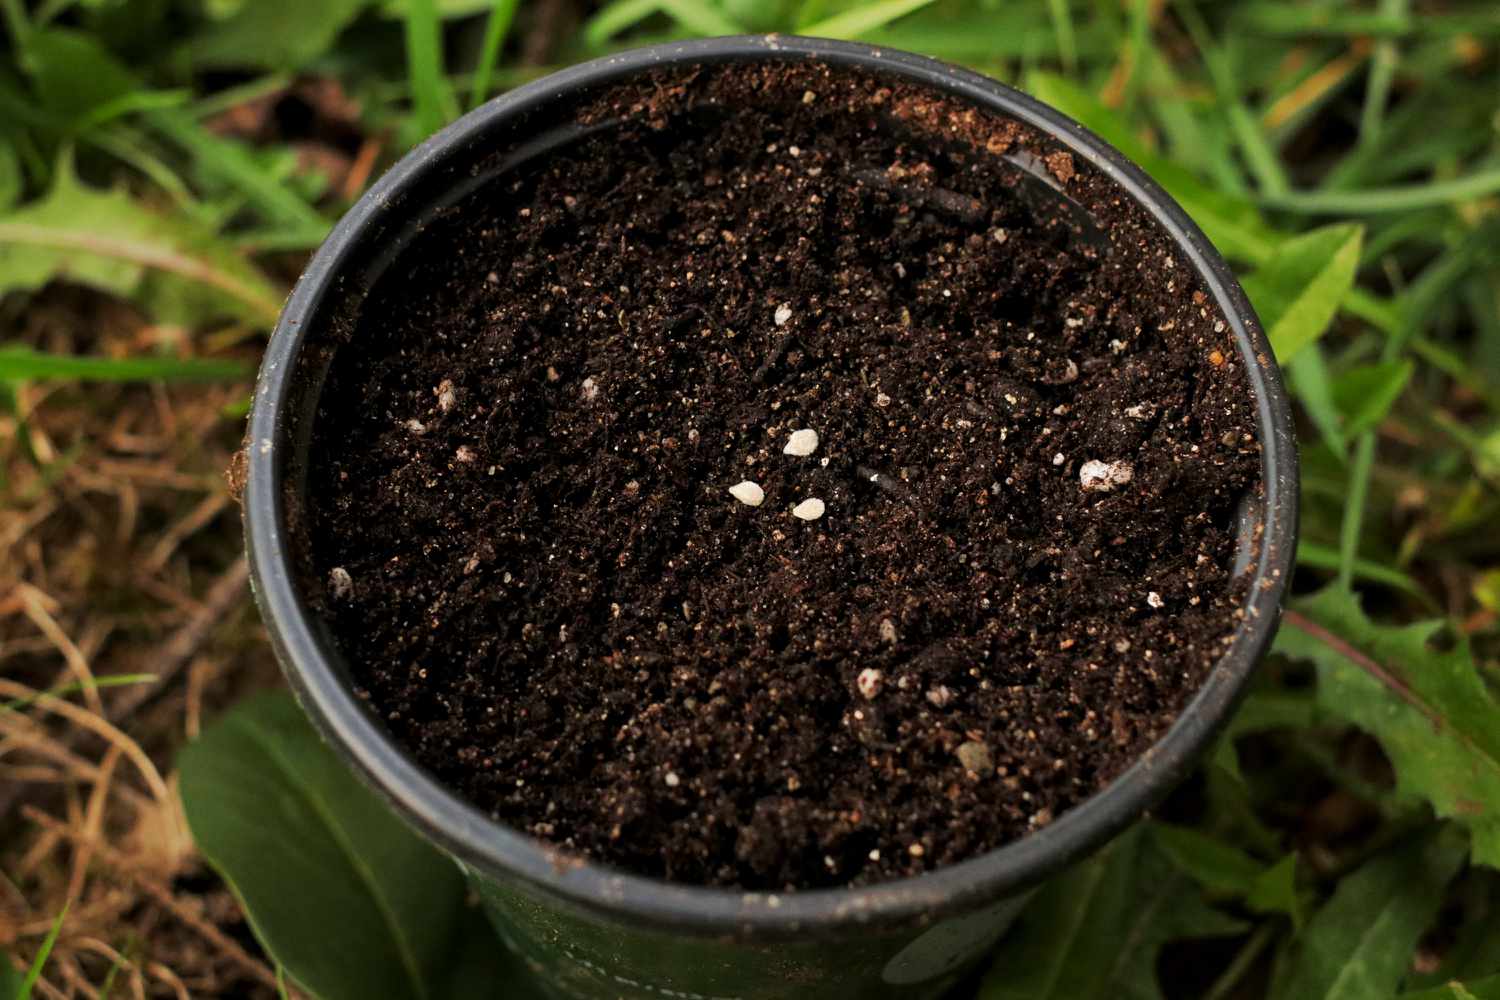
302, 62, 1261, 890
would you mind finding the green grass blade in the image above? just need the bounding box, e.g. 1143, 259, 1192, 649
1338, 427, 1378, 590
800, 0, 937, 40
148, 110, 326, 230
73, 88, 190, 133
18, 905, 67, 1000
1263, 168, 1500, 214
0, 345, 248, 382
1, 674, 156, 716
1358, 0, 1408, 144
469, 0, 520, 110
403, 0, 460, 139
1296, 541, 1429, 604
1044, 0, 1077, 73
584, 0, 743, 49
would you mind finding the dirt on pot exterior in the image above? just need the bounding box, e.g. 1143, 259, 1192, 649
301, 61, 1261, 890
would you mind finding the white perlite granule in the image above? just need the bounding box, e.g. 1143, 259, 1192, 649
1079, 459, 1134, 493
856, 668, 883, 700
783, 428, 819, 456
791, 497, 825, 521
1147, 591, 1165, 609
328, 567, 353, 600
728, 481, 765, 507
774, 304, 793, 326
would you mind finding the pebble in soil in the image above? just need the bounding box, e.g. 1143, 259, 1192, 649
303, 62, 1262, 890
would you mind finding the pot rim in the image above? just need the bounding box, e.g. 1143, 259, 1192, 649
245, 33, 1298, 939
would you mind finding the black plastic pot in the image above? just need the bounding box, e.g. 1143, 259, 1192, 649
245, 35, 1298, 1000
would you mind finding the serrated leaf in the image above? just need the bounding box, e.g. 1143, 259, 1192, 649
1278, 586, 1500, 867
180, 692, 525, 1000
184, 0, 374, 71
1273, 830, 1467, 1000
1241, 224, 1364, 363
981, 825, 1244, 1000
1404, 978, 1500, 1000
1332, 360, 1414, 438
0, 160, 282, 325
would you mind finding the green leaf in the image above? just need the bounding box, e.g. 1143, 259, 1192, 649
1332, 360, 1415, 438
1152, 824, 1263, 894
0, 140, 19, 211
1403, 976, 1500, 1000
583, 0, 744, 49
184, 0, 373, 71
1, 955, 23, 999
0, 345, 246, 383
0, 159, 282, 325
1241, 223, 1364, 363
402, 0, 459, 139
20, 28, 145, 120
1247, 854, 1304, 930
1288, 345, 1348, 459
13, 905, 67, 1000
981, 825, 1244, 1000
798, 0, 937, 39
1273, 830, 1466, 1000
1278, 587, 1500, 868
180, 692, 479, 1000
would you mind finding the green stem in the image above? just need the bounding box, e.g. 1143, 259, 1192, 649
1262, 168, 1500, 214
1203, 922, 1278, 1000
470, 0, 521, 110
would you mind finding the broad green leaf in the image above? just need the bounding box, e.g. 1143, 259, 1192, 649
1153, 824, 1302, 927
1273, 831, 1467, 1000
1241, 224, 1364, 363
1278, 586, 1500, 868
1247, 854, 1304, 930
0, 345, 247, 383
0, 160, 282, 325
1, 956, 23, 998
799, 0, 937, 39
180, 692, 472, 1000
1332, 360, 1415, 438
1151, 824, 1262, 895
1024, 72, 1279, 263
981, 825, 1243, 1000
185, 0, 373, 71
1403, 977, 1500, 1000
20, 28, 143, 121
0, 140, 20, 211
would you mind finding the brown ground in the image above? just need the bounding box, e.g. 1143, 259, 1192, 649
0, 286, 288, 998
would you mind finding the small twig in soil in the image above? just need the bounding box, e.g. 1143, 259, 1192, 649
851, 168, 987, 226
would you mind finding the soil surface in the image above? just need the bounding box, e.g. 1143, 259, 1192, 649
303, 62, 1261, 889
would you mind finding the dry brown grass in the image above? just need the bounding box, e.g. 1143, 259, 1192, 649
1, 286, 288, 996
